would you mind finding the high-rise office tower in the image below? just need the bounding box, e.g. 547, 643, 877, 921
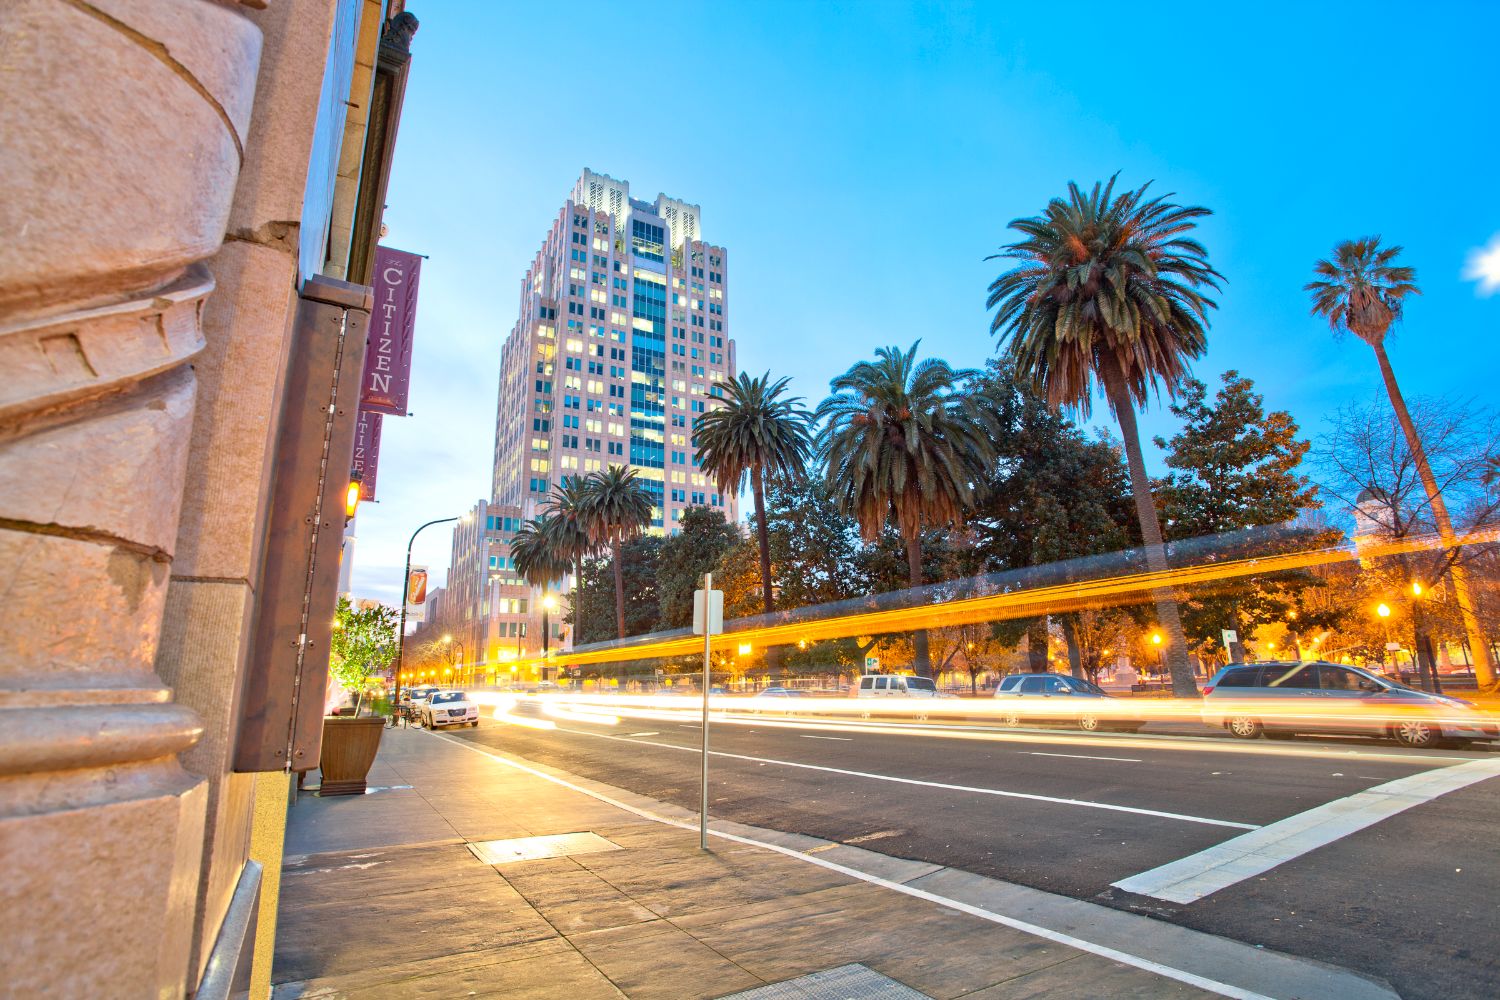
493, 169, 739, 530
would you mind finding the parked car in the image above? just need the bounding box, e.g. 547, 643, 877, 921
1201, 660, 1498, 749
991, 673, 1141, 732
419, 690, 479, 729
399, 685, 438, 721
854, 675, 939, 699
754, 687, 808, 698
742, 686, 809, 715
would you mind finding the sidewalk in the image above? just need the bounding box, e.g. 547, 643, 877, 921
267, 726, 1348, 999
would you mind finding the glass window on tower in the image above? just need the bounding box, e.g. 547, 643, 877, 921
630, 220, 665, 263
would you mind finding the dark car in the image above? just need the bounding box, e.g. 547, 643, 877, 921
991, 673, 1141, 732
1201, 660, 1498, 748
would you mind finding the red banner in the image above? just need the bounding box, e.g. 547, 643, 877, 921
351, 407, 382, 501
361, 246, 422, 416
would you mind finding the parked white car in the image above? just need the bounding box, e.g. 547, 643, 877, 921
419, 690, 479, 729
854, 674, 939, 698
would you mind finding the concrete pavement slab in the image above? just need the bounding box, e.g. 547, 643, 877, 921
567, 919, 764, 1000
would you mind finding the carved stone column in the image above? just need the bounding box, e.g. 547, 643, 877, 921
0, 2, 262, 996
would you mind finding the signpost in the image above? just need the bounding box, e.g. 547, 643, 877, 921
693, 574, 724, 851
1221, 629, 1241, 664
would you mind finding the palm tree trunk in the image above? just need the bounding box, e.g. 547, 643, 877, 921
612, 538, 626, 640
904, 533, 932, 678
1101, 356, 1198, 697
752, 465, 774, 617
1372, 342, 1495, 687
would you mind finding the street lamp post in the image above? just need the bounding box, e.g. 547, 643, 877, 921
1375, 602, 1396, 678
392, 516, 459, 723
541, 592, 558, 679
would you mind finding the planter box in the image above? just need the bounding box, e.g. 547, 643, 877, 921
318, 716, 385, 796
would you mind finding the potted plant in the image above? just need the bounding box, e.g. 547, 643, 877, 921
319, 597, 398, 796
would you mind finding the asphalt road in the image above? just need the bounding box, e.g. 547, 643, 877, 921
449, 704, 1500, 1000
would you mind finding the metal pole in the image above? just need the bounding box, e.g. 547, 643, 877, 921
392, 516, 458, 723
700, 571, 712, 851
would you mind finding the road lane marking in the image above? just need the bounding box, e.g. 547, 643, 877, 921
434, 731, 1274, 1000
555, 726, 1257, 830
1112, 757, 1500, 903
800, 735, 853, 741
1025, 751, 1142, 762
626, 732, 659, 737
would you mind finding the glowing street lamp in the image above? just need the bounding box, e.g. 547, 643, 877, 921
1376, 603, 1392, 619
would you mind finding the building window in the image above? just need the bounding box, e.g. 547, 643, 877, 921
630, 220, 665, 263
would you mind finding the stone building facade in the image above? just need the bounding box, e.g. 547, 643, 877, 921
1, 2, 417, 997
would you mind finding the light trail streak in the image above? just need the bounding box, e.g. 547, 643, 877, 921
541, 703, 621, 726
501, 526, 1500, 670
511, 693, 1486, 763
521, 692, 1498, 741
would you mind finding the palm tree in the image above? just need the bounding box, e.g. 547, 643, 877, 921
1307, 237, 1495, 687
816, 342, 997, 678
695, 372, 814, 617
543, 476, 597, 626
986, 176, 1222, 697
510, 516, 569, 590
579, 465, 654, 639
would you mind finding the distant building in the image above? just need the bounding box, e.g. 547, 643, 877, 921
444, 500, 542, 680
491, 169, 739, 531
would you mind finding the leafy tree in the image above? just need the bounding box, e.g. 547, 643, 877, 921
1308, 237, 1495, 686
816, 342, 998, 677
330, 596, 399, 716
657, 506, 741, 628
714, 537, 765, 620
967, 361, 1136, 674
580, 465, 654, 639
1317, 397, 1500, 686
987, 176, 1223, 696
695, 372, 814, 616
570, 538, 663, 644
1152, 371, 1324, 653
764, 474, 869, 608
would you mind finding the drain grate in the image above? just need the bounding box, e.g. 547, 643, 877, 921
466, 831, 621, 865
717, 963, 932, 999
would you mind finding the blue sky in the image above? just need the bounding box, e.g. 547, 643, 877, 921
351, 1, 1500, 603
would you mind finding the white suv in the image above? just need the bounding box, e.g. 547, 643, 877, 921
420, 690, 479, 729
855, 674, 939, 698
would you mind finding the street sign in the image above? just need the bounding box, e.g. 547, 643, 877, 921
1221, 629, 1238, 647
864, 655, 880, 672
693, 588, 724, 635
1385, 642, 1403, 651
